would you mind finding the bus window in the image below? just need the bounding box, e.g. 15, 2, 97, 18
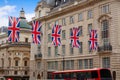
100, 69, 112, 80
91, 71, 98, 78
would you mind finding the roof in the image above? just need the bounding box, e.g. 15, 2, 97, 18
19, 19, 32, 29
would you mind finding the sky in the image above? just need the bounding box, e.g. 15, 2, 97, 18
0, 0, 40, 27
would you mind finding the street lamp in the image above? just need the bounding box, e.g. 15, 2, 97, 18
57, 54, 65, 71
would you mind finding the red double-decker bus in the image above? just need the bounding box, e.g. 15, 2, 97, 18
52, 68, 112, 80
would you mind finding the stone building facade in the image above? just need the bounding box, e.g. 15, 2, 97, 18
30, 0, 120, 80
0, 9, 32, 80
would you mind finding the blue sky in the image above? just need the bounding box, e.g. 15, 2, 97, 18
0, 0, 40, 27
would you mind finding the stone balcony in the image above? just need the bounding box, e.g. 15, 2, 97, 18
0, 42, 30, 48
97, 44, 112, 54
35, 53, 42, 60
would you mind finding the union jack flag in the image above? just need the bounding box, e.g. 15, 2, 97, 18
32, 20, 42, 44
8, 16, 20, 42
52, 25, 61, 46
89, 30, 98, 50
70, 27, 80, 48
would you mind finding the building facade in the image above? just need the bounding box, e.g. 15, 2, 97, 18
0, 9, 32, 80
30, 0, 120, 80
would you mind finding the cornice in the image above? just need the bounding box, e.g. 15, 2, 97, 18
34, 0, 104, 22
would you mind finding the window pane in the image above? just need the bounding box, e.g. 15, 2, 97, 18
102, 57, 110, 68
88, 23, 92, 33
62, 30, 66, 39
78, 60, 83, 69
70, 16, 74, 24
88, 10, 93, 19
62, 18, 66, 26
55, 46, 58, 56
62, 45, 65, 55
48, 47, 51, 56
78, 13, 83, 21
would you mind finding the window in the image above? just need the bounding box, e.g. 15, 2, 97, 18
39, 10, 41, 17
65, 60, 74, 70
62, 30, 66, 39
38, 45, 41, 52
55, 20, 59, 25
25, 38, 28, 42
54, 61, 58, 70
62, 18, 66, 26
24, 61, 27, 66
102, 57, 110, 68
14, 71, 18, 75
48, 47, 51, 56
84, 59, 88, 69
78, 13, 83, 21
79, 26, 82, 35
89, 59, 93, 68
1, 59, 4, 67
78, 59, 83, 69
88, 23, 92, 34
55, 46, 58, 56
101, 20, 109, 45
70, 44, 74, 54
62, 45, 65, 55
102, 4, 109, 14
47, 23, 51, 30
48, 34, 51, 42
25, 71, 28, 75
8, 58, 11, 67
88, 41, 92, 53
87, 10, 93, 19
15, 60, 19, 66
79, 42, 83, 54
37, 62, 41, 69
70, 16, 74, 24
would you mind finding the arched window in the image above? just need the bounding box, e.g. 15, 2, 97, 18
37, 74, 41, 79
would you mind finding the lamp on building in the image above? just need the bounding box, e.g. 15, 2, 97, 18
57, 54, 65, 71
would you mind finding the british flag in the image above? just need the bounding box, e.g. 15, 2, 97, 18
52, 25, 61, 46
8, 16, 20, 42
70, 27, 80, 48
89, 30, 98, 50
32, 20, 42, 44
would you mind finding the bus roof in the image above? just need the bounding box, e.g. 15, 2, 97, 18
52, 68, 110, 74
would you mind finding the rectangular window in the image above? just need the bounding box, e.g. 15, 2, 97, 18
79, 42, 83, 54
89, 59, 93, 68
62, 18, 66, 26
25, 38, 28, 42
78, 13, 83, 21
102, 5, 109, 14
79, 26, 82, 36
65, 60, 74, 70
84, 59, 88, 69
15, 60, 19, 66
87, 10, 93, 19
88, 23, 92, 34
14, 71, 18, 75
88, 41, 92, 53
54, 61, 58, 70
47, 23, 51, 30
62, 45, 65, 55
62, 30, 66, 39
37, 62, 41, 69
55, 46, 58, 56
38, 45, 41, 52
39, 10, 41, 17
48, 47, 51, 56
102, 57, 110, 68
70, 16, 74, 24
70, 44, 74, 54
78, 60, 83, 69
55, 20, 58, 25
48, 34, 51, 42
24, 61, 27, 66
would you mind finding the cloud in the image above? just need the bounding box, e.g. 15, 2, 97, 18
0, 5, 16, 27
25, 13, 35, 22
